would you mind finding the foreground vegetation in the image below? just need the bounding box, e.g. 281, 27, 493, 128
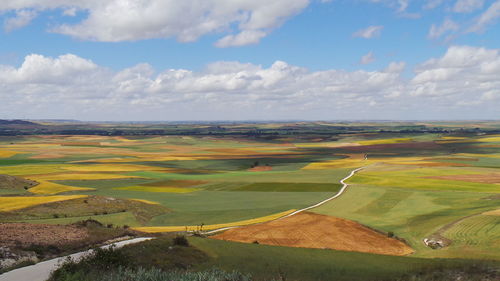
49, 237, 499, 281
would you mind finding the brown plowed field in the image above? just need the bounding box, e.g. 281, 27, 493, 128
248, 166, 273, 172
0, 223, 89, 247
211, 212, 414, 256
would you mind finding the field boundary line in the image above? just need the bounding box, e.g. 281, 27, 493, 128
203, 166, 365, 235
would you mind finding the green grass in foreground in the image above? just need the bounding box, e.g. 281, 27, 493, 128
49, 236, 500, 281
190, 237, 494, 281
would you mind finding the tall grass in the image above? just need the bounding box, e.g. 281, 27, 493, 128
90, 267, 251, 281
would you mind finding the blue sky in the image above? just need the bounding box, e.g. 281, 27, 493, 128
0, 0, 499, 121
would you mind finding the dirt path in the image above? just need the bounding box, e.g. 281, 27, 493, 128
204, 166, 364, 234
0, 237, 152, 281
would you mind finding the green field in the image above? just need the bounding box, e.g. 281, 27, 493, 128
1, 123, 500, 279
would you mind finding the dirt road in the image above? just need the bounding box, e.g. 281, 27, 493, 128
0, 237, 152, 281
205, 166, 364, 234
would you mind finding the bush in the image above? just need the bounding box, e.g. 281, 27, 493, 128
395, 263, 499, 281
49, 246, 129, 281
173, 235, 189, 247
53, 267, 252, 281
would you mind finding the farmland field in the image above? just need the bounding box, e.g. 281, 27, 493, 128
0, 122, 499, 279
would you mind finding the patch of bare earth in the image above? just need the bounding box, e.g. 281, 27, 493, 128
0, 223, 89, 248
211, 212, 414, 256
248, 166, 273, 172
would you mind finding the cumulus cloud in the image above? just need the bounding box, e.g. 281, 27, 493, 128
428, 18, 460, 39
360, 52, 376, 64
3, 9, 37, 32
410, 45, 500, 111
453, 0, 485, 13
0, 0, 309, 47
353, 25, 384, 39
1, 46, 499, 120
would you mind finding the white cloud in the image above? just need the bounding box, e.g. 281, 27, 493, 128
0, 0, 309, 47
353, 25, 384, 39
424, 0, 446, 10
428, 18, 460, 39
385, 62, 406, 73
62, 7, 77, 17
411, 46, 500, 104
453, 0, 485, 13
469, 0, 500, 32
215, 30, 267, 48
3, 9, 37, 32
360, 52, 376, 64
1, 46, 499, 120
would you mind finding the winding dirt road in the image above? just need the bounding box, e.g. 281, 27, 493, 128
204, 166, 364, 234
0, 237, 152, 281
0, 166, 365, 280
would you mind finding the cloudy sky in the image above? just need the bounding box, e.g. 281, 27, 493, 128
0, 0, 499, 121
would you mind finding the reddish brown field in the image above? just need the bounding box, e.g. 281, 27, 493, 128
248, 166, 273, 172
0, 223, 89, 247
428, 173, 500, 184
211, 212, 414, 256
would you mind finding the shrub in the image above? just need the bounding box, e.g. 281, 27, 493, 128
49, 246, 129, 281
52, 267, 252, 281
173, 235, 189, 247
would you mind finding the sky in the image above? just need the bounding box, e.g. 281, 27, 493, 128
0, 0, 499, 121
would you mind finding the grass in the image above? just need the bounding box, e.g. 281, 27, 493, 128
61, 164, 167, 172
47, 236, 500, 281
0, 195, 170, 225
190, 237, 489, 281
53, 178, 156, 189
435, 214, 500, 260
20, 212, 141, 227
312, 184, 500, 259
28, 180, 94, 195
0, 195, 87, 211
32, 173, 144, 181
0, 150, 20, 158
114, 186, 201, 193
133, 209, 295, 233
84, 189, 331, 226
348, 166, 500, 193
1, 132, 500, 264
357, 138, 413, 145
213, 182, 343, 192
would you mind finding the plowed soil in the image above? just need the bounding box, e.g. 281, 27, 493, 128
211, 212, 414, 256
248, 166, 273, 172
0, 223, 89, 247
